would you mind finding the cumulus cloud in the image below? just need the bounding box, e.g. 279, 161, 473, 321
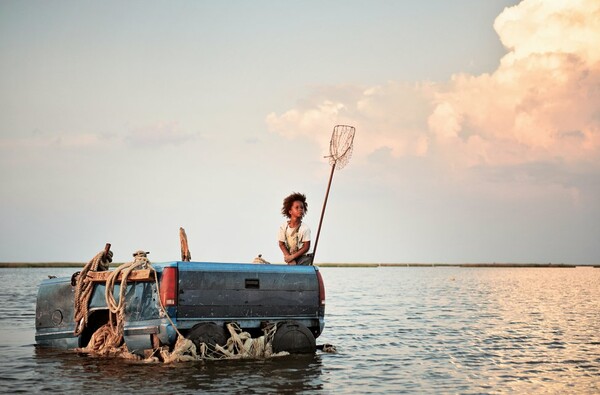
266, 0, 600, 174
266, 82, 437, 161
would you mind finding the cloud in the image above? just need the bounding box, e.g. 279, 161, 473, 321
266, 82, 437, 161
495, 0, 600, 64
0, 121, 196, 153
266, 0, 600, 176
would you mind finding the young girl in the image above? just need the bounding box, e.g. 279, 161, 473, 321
278, 192, 312, 265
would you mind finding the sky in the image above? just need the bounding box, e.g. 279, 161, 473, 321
1, 0, 599, 265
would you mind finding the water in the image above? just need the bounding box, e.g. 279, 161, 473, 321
1, 266, 599, 393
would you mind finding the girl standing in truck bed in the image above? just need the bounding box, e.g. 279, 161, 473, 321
278, 192, 312, 265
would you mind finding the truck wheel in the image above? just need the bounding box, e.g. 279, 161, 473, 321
187, 323, 227, 355
272, 321, 316, 354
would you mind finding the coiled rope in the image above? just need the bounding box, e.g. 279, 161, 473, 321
73, 247, 111, 336
75, 249, 192, 361
80, 251, 164, 358
103, 251, 150, 344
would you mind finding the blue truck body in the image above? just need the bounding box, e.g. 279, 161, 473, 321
35, 261, 325, 355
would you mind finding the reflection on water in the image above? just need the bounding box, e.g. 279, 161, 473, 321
1, 267, 599, 393
31, 347, 324, 394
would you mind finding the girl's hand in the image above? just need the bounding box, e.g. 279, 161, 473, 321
284, 254, 298, 265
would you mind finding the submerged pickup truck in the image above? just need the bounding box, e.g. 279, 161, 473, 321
35, 260, 326, 356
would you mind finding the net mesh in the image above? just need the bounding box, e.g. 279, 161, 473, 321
327, 125, 355, 169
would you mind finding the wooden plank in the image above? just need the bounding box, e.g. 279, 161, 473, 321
87, 269, 154, 283
180, 227, 191, 262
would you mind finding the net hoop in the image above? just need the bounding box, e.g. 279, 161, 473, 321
327, 125, 355, 169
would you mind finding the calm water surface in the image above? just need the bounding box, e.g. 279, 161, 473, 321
1, 266, 599, 394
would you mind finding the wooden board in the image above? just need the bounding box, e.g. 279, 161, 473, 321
86, 269, 154, 283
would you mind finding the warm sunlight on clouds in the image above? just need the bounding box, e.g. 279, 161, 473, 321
496, 0, 600, 64
267, 82, 437, 161
267, 0, 600, 171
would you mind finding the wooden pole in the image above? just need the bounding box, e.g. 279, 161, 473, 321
312, 162, 336, 263
102, 243, 111, 259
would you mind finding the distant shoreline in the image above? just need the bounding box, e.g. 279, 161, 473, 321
318, 263, 596, 268
0, 262, 85, 268
1, 262, 597, 268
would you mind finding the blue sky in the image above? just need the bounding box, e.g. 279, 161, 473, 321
1, 0, 599, 264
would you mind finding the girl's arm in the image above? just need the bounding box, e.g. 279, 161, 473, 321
279, 241, 293, 263
289, 240, 310, 262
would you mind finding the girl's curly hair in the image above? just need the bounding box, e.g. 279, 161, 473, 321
281, 192, 308, 218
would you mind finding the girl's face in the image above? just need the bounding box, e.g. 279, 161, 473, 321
289, 200, 305, 220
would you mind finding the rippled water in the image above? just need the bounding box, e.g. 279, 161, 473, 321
1, 266, 599, 393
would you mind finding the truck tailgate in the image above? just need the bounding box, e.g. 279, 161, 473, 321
177, 262, 319, 320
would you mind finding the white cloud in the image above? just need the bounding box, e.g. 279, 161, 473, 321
266, 0, 600, 175
495, 0, 600, 64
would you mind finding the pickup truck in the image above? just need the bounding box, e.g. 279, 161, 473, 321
35, 260, 326, 357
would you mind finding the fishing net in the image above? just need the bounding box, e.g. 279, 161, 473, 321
313, 125, 356, 261
327, 125, 355, 169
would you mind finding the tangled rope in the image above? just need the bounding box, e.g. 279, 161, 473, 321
152, 322, 286, 363
73, 246, 112, 336
75, 249, 191, 361
213, 323, 285, 359
79, 251, 153, 357
104, 250, 150, 342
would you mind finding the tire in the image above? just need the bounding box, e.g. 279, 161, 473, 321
272, 321, 316, 354
186, 323, 227, 355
